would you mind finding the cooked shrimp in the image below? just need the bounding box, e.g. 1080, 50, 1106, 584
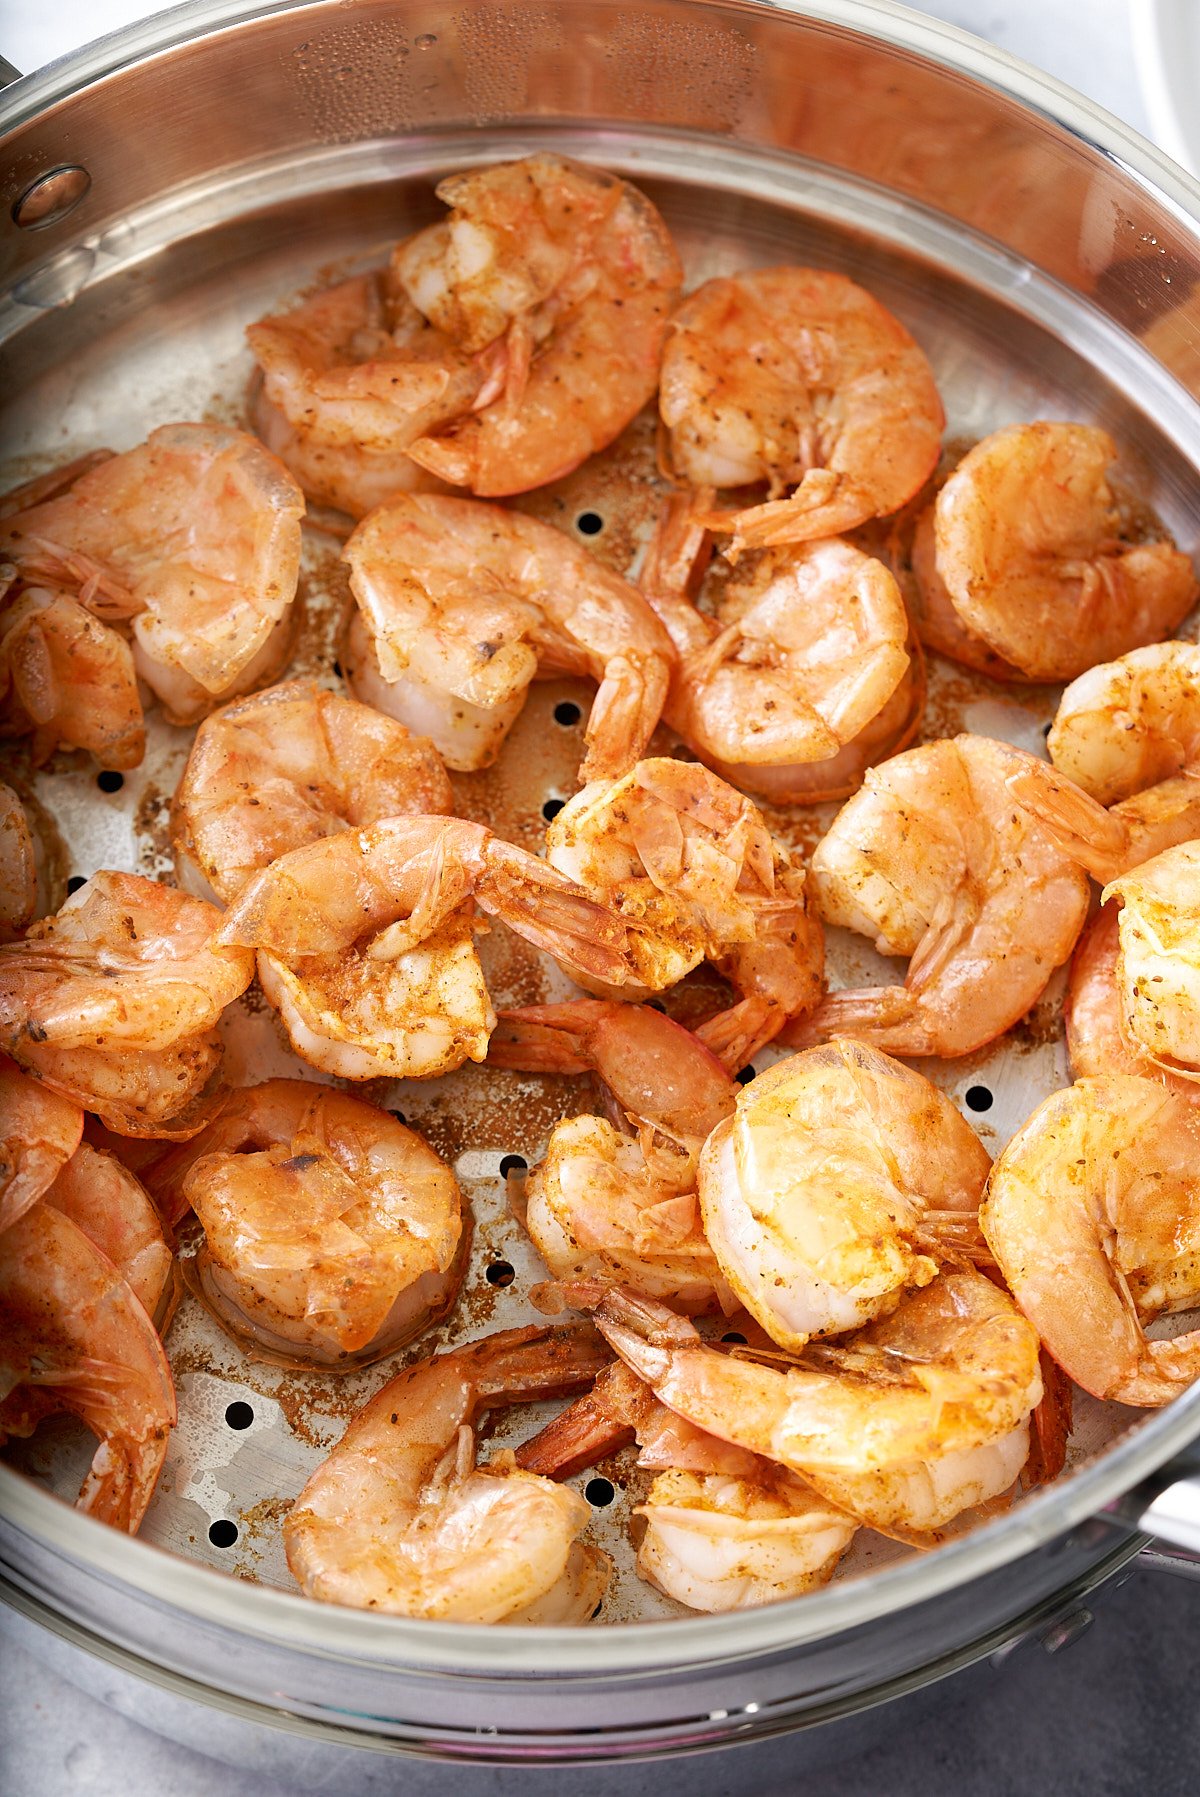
0, 588, 144, 769
545, 758, 825, 1068
568, 1275, 1040, 1533
0, 425, 305, 724
901, 501, 1025, 683
213, 817, 633, 1081
641, 498, 916, 801
698, 1041, 992, 1354
1002, 754, 1200, 888
283, 1323, 612, 1621
1065, 907, 1199, 1095
1102, 842, 1200, 1073
0, 1053, 82, 1234
0, 1202, 176, 1532
0, 783, 35, 940
145, 1080, 464, 1367
342, 493, 674, 779
246, 273, 482, 517
489, 1000, 737, 1311
518, 1361, 857, 1611
981, 1075, 1200, 1404
172, 679, 453, 904
934, 424, 1196, 682
0, 872, 253, 1129
659, 268, 943, 552
795, 735, 1090, 1057
42, 1142, 179, 1330
395, 154, 683, 495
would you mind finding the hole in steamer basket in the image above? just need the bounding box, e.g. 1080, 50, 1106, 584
585, 1477, 616, 1507
96, 770, 124, 794
500, 1154, 527, 1178
208, 1519, 239, 1548
542, 796, 566, 821
485, 1260, 516, 1288
554, 700, 582, 726
224, 1401, 254, 1431
965, 1085, 994, 1113
575, 510, 604, 537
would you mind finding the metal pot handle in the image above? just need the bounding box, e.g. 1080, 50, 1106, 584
1109, 1461, 1200, 1573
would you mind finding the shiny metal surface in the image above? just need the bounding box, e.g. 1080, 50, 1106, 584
3, 0, 1200, 1762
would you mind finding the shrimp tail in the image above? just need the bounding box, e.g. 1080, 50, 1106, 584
78, 1430, 171, 1533
706, 472, 864, 552
515, 1369, 639, 1479
580, 651, 672, 783
782, 987, 934, 1056
476, 843, 634, 985
1003, 758, 1130, 882
694, 996, 777, 1072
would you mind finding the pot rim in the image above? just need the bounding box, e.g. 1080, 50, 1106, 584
4, 0, 1200, 1679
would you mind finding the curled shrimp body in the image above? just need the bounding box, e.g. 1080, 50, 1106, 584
698, 1041, 992, 1353
0, 1202, 176, 1532
0, 784, 35, 940
981, 1076, 1200, 1404
489, 1000, 737, 1312
0, 426, 305, 725
545, 758, 825, 1069
1065, 908, 1200, 1096
641, 500, 917, 802
796, 736, 1090, 1057
659, 268, 944, 552
519, 1361, 857, 1612
0, 1054, 83, 1233
934, 424, 1196, 682
575, 1275, 1041, 1533
0, 873, 253, 1131
42, 1142, 179, 1331
247, 272, 483, 516
1002, 644, 1200, 885
1, 588, 144, 770
172, 680, 453, 905
145, 1080, 464, 1368
1103, 843, 1200, 1073
343, 494, 674, 779
901, 502, 1026, 683
213, 817, 633, 1081
283, 1323, 612, 1621
394, 155, 683, 496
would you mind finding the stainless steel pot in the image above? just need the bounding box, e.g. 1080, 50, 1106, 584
5, 0, 1200, 1766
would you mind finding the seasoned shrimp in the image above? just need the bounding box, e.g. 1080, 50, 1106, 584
172, 680, 453, 904
1064, 907, 1200, 1096
488, 1000, 737, 1311
698, 1041, 992, 1353
42, 1143, 179, 1331
246, 270, 483, 516
0, 783, 35, 940
0, 1053, 82, 1234
146, 1080, 464, 1367
795, 735, 1090, 1057
0, 425, 305, 724
569, 1275, 1041, 1533
659, 268, 943, 551
902, 501, 1025, 683
0, 1202, 176, 1532
283, 1323, 612, 1621
394, 154, 683, 495
214, 817, 633, 1081
343, 494, 674, 778
1102, 843, 1200, 1073
0, 872, 253, 1130
519, 1361, 857, 1611
0, 779, 64, 941
982, 1076, 1200, 1404
1001, 643, 1200, 884
0, 588, 143, 769
934, 424, 1196, 682
640, 499, 917, 801
545, 758, 825, 1068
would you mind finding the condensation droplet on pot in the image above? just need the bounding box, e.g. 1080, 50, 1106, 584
415, 33, 437, 48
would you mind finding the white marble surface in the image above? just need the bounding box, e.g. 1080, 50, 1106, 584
1, 3, 1195, 1794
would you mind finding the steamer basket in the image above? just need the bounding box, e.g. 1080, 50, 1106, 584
3, 0, 1200, 1765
